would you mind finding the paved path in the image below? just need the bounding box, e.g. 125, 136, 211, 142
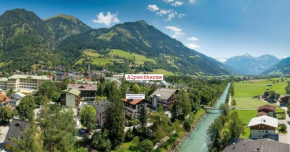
279, 107, 290, 144
228, 95, 232, 108
0, 124, 10, 151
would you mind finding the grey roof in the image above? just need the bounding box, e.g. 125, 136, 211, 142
67, 84, 97, 91
4, 119, 30, 147
87, 100, 110, 114
149, 88, 177, 100
223, 139, 290, 152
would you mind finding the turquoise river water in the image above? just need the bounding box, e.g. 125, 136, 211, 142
178, 83, 230, 152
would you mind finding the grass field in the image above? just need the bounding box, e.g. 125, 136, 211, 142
75, 49, 157, 66
109, 49, 156, 64
230, 110, 257, 138
149, 69, 175, 76
234, 79, 287, 109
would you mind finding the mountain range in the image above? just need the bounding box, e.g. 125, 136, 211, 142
224, 53, 280, 75
263, 57, 290, 75
0, 9, 231, 75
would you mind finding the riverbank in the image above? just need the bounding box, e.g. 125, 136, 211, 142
155, 109, 206, 152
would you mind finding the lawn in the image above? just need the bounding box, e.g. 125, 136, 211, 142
234, 79, 287, 109
149, 69, 175, 76
233, 97, 278, 109
84, 49, 100, 57
230, 110, 257, 138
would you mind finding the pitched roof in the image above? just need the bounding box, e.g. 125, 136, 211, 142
123, 99, 146, 105
258, 104, 276, 112
67, 84, 97, 91
247, 115, 278, 128
4, 119, 30, 147
223, 139, 290, 152
88, 100, 110, 114
0, 93, 10, 103
256, 111, 268, 116
62, 88, 81, 96
149, 88, 177, 100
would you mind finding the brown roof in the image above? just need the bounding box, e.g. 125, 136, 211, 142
123, 99, 146, 105
67, 84, 97, 91
256, 111, 268, 116
0, 94, 10, 103
258, 104, 276, 112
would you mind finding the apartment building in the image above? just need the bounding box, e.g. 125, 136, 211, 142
0, 75, 52, 92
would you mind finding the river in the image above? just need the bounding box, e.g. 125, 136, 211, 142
177, 83, 230, 152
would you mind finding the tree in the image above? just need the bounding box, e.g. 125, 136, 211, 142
38, 81, 59, 100
16, 95, 35, 121
39, 104, 77, 152
172, 90, 191, 120
229, 111, 245, 139
34, 95, 49, 106
219, 103, 229, 116
91, 130, 111, 152
132, 83, 141, 94
7, 88, 14, 96
0, 106, 16, 122
12, 120, 43, 152
138, 104, 147, 134
104, 85, 125, 149
125, 128, 134, 141
232, 98, 237, 107
80, 105, 97, 132
139, 139, 154, 152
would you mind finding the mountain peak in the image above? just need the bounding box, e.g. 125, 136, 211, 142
44, 14, 78, 22
244, 53, 251, 57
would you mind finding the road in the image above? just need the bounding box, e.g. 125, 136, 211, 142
278, 107, 290, 144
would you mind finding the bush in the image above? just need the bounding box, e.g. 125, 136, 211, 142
125, 128, 134, 141
183, 120, 191, 132
139, 139, 154, 152
279, 123, 287, 133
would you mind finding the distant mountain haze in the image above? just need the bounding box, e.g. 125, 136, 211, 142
263, 57, 290, 75
0, 9, 232, 75
224, 54, 280, 75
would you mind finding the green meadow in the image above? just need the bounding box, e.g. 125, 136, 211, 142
233, 79, 287, 109
230, 110, 257, 138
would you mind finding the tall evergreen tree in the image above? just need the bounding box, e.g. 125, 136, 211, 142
138, 104, 147, 134
229, 111, 245, 139
104, 84, 125, 149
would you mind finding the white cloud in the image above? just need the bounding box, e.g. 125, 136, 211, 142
156, 10, 186, 21
164, 0, 174, 3
186, 43, 200, 49
165, 26, 185, 38
216, 58, 227, 63
147, 4, 159, 11
172, 1, 184, 7
92, 12, 120, 26
189, 0, 195, 3
187, 37, 198, 41
156, 9, 172, 16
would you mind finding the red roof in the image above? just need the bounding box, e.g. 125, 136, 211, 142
0, 94, 10, 103
258, 104, 276, 112
123, 99, 146, 105
256, 111, 268, 116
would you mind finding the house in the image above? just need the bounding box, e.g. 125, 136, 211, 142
87, 100, 110, 128
280, 94, 290, 104
149, 88, 178, 110
67, 84, 97, 101
247, 115, 278, 139
8, 92, 26, 107
0, 93, 10, 107
4, 119, 30, 151
223, 138, 290, 152
55, 71, 66, 81
61, 88, 81, 108
123, 99, 148, 119
258, 104, 276, 117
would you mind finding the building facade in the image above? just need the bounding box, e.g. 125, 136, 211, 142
61, 88, 81, 108
67, 84, 97, 101
247, 116, 278, 139
123, 99, 148, 119
149, 88, 178, 110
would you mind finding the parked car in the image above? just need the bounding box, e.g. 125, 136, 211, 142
78, 128, 89, 136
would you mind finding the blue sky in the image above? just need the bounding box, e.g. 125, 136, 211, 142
1, 0, 290, 59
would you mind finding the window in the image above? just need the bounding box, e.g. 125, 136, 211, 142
266, 131, 268, 133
